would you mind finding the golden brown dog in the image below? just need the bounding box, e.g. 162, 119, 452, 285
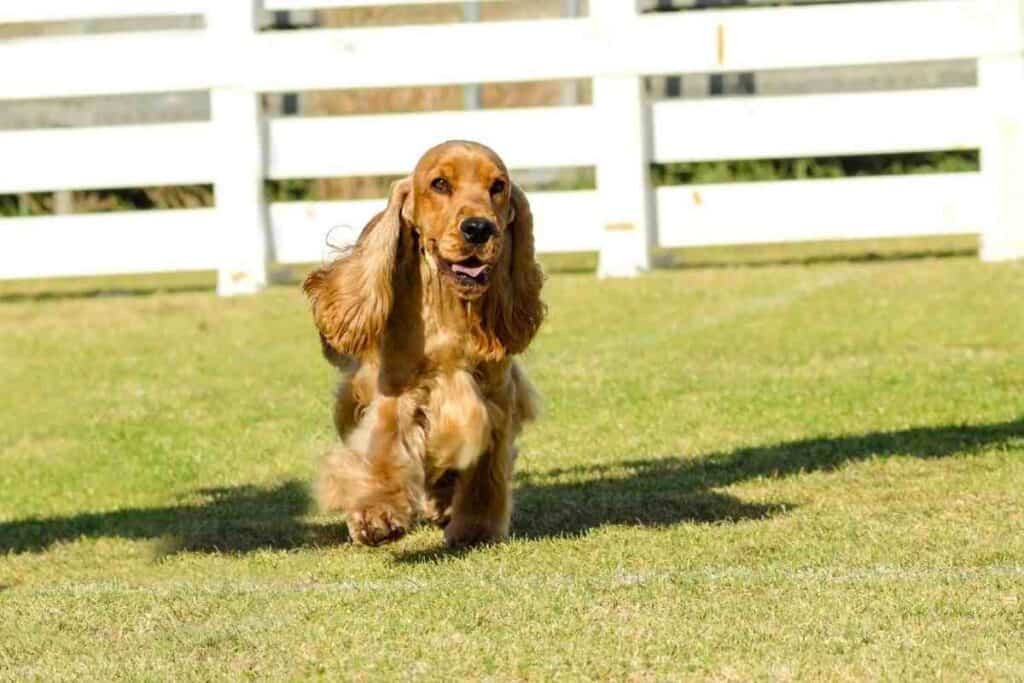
304, 140, 545, 547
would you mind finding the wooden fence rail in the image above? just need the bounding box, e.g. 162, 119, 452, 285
0, 0, 1021, 293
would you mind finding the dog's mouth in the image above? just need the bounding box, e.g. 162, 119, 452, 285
439, 255, 491, 288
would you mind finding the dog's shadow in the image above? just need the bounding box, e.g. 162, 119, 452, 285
0, 481, 344, 558
1, 419, 1021, 559
394, 417, 1024, 563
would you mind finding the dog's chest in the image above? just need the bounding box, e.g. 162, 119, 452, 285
424, 369, 492, 471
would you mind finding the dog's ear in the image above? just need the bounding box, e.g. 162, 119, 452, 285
484, 183, 545, 356
303, 177, 413, 357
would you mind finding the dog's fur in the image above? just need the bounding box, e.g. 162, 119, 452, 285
303, 141, 545, 547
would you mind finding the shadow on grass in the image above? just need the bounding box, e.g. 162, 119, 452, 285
538, 244, 976, 277
0, 283, 213, 304
0, 481, 346, 557
658, 246, 976, 272
2, 419, 1020, 559
392, 418, 1024, 563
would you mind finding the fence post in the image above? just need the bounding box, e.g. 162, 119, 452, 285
207, 0, 272, 296
592, 0, 656, 278
978, 0, 1024, 262
462, 2, 483, 111
561, 0, 582, 105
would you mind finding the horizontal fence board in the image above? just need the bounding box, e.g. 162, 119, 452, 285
0, 88, 982, 193
268, 107, 596, 179
270, 190, 602, 264
0, 106, 593, 194
526, 191, 604, 254
0, 123, 214, 194
0, 31, 213, 101
0, 209, 219, 280
0, 0, 511, 22
656, 173, 982, 247
0, 174, 983, 280
673, 0, 1003, 73
270, 199, 379, 265
653, 88, 983, 164
0, 0, 208, 23
265, 0, 509, 8
2, 88, 982, 195
0, 1, 1000, 100
250, 2, 996, 94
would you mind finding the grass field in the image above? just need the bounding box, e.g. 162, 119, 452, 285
1, 242, 1022, 680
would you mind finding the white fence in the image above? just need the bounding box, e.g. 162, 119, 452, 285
0, 0, 1022, 294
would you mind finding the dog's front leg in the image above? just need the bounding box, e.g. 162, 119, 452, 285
444, 425, 514, 548
317, 396, 425, 546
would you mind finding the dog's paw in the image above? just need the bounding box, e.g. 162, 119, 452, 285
443, 518, 506, 548
424, 503, 451, 529
347, 505, 410, 546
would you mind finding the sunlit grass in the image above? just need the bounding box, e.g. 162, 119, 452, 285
1, 244, 1021, 680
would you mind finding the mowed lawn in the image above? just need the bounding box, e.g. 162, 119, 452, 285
1, 243, 1022, 680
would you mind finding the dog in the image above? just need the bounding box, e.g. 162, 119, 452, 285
303, 140, 545, 547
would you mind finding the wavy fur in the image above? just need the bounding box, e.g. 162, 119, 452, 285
304, 142, 544, 548
303, 177, 412, 358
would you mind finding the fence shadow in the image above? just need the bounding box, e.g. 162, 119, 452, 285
657, 245, 976, 271
0, 283, 213, 304
0, 481, 346, 557
393, 418, 1023, 563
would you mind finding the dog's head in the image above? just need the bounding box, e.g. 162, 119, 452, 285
304, 140, 544, 359
405, 141, 515, 299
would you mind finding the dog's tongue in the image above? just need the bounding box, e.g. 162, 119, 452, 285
452, 262, 487, 278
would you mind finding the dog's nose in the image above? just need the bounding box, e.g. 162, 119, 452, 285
460, 217, 496, 244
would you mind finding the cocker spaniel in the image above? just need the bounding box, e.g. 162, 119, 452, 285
304, 140, 545, 547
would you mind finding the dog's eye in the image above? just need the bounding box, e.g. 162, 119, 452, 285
431, 177, 451, 194
490, 179, 506, 195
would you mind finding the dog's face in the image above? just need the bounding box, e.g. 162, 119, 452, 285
304, 139, 543, 361
407, 141, 515, 299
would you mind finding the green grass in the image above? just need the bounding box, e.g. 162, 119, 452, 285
1, 245, 1022, 680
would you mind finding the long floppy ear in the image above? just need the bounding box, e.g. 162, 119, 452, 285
485, 183, 546, 355
303, 177, 413, 358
